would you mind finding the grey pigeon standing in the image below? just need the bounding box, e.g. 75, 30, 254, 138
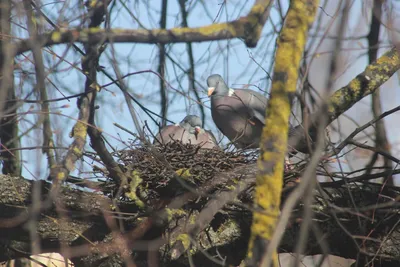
207, 74, 269, 149
207, 74, 321, 154
154, 115, 219, 149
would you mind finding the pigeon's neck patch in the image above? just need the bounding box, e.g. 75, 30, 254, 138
228, 88, 235, 97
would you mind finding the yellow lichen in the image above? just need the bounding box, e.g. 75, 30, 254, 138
188, 214, 196, 225
246, 1, 319, 265
72, 146, 82, 157
175, 168, 191, 178
176, 234, 191, 250
172, 209, 186, 217
225, 185, 236, 191
88, 27, 102, 33
169, 23, 238, 37
72, 122, 88, 140
57, 172, 65, 181
216, 219, 238, 235
124, 170, 145, 208
51, 31, 62, 42
89, 82, 101, 91
165, 208, 186, 221
327, 48, 400, 121
165, 208, 173, 221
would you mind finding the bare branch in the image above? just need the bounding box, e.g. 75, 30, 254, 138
158, 0, 168, 127
367, 0, 393, 185
0, 0, 21, 176
23, 0, 56, 169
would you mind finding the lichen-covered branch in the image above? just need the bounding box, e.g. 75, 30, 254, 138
48, 0, 131, 187
83, 1, 133, 187
1, 140, 400, 266
1, 169, 400, 267
14, 0, 272, 56
246, 1, 318, 266
288, 47, 400, 153
48, 1, 107, 184
327, 47, 400, 124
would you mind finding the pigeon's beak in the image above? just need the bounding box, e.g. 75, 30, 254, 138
194, 126, 201, 139
207, 87, 215, 97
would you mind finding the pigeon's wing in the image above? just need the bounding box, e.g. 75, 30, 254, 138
235, 89, 268, 125
210, 88, 268, 149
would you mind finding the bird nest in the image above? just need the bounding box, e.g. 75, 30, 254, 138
111, 140, 259, 205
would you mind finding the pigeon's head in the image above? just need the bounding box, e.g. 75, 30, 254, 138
180, 115, 202, 136
207, 74, 229, 97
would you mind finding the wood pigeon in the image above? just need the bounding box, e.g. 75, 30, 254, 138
207, 74, 321, 154
154, 115, 219, 149
207, 74, 269, 149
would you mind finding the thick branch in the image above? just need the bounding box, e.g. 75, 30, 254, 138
288, 47, 400, 153
1, 171, 400, 267
0, 0, 21, 176
0, 174, 111, 262
14, 0, 273, 56
327, 47, 399, 123
247, 1, 318, 266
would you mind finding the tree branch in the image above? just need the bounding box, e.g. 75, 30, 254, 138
367, 0, 393, 185
247, 1, 318, 266
23, 0, 56, 169
0, 0, 21, 176
288, 47, 400, 153
14, 0, 273, 56
158, 0, 168, 127
1, 170, 400, 267
178, 0, 206, 126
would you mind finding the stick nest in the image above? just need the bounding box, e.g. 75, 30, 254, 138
111, 140, 258, 204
